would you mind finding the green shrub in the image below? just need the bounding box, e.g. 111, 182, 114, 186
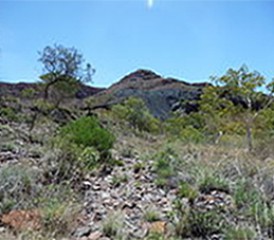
143, 207, 161, 222
153, 147, 178, 188
233, 179, 261, 210
60, 116, 115, 160
21, 88, 36, 99
41, 198, 79, 237
102, 211, 124, 238
45, 117, 115, 183
180, 126, 205, 144
187, 209, 226, 237
165, 113, 206, 143
224, 226, 256, 240
30, 183, 79, 238
0, 165, 41, 214
0, 107, 19, 121
171, 200, 228, 238
198, 172, 230, 194
178, 182, 198, 202
77, 146, 100, 171
112, 97, 160, 133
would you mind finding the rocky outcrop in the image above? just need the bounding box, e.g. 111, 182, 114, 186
93, 69, 209, 119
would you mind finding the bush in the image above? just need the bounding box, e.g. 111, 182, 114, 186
180, 126, 205, 144
112, 97, 160, 133
143, 207, 161, 222
153, 148, 178, 188
102, 211, 124, 238
171, 200, 228, 238
0, 107, 19, 121
233, 179, 261, 210
187, 209, 226, 237
198, 173, 230, 194
40, 197, 79, 237
44, 116, 115, 183
0, 165, 41, 215
60, 116, 115, 160
178, 182, 198, 202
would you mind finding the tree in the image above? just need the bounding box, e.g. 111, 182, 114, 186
112, 97, 160, 133
201, 65, 274, 151
38, 44, 95, 105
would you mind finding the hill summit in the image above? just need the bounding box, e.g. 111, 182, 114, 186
95, 69, 208, 119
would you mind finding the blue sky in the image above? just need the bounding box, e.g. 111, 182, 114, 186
1, 0, 274, 87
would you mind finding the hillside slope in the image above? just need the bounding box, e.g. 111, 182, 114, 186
93, 69, 209, 119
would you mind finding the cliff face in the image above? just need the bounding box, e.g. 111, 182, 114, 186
95, 69, 209, 119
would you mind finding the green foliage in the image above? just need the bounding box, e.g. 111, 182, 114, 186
30, 183, 79, 238
146, 232, 167, 240
233, 179, 261, 210
186, 209, 226, 237
224, 226, 256, 240
0, 165, 40, 214
112, 97, 161, 133
172, 202, 227, 238
178, 182, 198, 202
198, 172, 230, 194
41, 199, 78, 236
249, 201, 274, 234
43, 117, 114, 183
143, 207, 160, 222
153, 147, 178, 188
60, 116, 115, 159
38, 44, 94, 102
200, 65, 274, 151
165, 113, 205, 143
180, 126, 205, 143
199, 85, 237, 136
102, 211, 124, 238
0, 107, 19, 121
21, 88, 36, 99
77, 146, 101, 171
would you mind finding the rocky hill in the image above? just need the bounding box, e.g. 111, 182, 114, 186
0, 70, 209, 119
92, 69, 209, 119
1, 69, 274, 240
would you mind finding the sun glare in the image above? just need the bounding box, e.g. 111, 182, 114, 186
147, 0, 154, 9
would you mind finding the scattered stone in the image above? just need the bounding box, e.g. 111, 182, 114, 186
87, 231, 102, 240
73, 226, 92, 238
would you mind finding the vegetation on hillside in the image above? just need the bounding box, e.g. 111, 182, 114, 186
1, 45, 274, 239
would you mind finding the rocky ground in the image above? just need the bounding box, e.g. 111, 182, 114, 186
1, 102, 274, 240
0, 119, 239, 240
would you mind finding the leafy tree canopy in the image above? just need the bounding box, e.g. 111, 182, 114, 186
38, 44, 95, 100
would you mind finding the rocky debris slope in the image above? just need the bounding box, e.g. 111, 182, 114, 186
71, 152, 236, 240
77, 156, 176, 239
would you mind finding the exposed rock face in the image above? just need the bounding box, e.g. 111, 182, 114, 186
94, 69, 209, 119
